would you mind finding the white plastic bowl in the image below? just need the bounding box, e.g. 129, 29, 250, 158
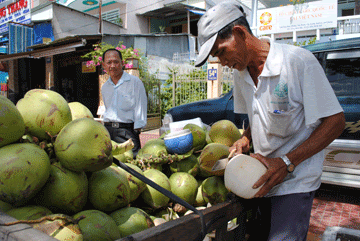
163, 129, 192, 139
224, 154, 267, 199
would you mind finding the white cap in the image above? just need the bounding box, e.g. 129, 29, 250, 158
195, 1, 245, 67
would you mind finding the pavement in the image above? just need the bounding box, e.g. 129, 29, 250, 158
139, 129, 360, 240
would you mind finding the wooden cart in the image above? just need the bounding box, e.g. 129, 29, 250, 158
0, 194, 249, 241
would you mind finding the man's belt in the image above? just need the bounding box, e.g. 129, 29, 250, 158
104, 122, 134, 129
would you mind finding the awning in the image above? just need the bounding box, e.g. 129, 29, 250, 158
138, 2, 205, 18
0, 35, 101, 62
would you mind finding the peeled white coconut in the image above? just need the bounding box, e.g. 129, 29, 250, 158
184, 206, 207, 216
224, 154, 267, 199
153, 218, 167, 226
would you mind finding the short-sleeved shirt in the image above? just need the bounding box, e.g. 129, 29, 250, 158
233, 37, 343, 197
101, 71, 147, 129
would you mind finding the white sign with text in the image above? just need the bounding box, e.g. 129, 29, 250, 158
257, 0, 337, 35
0, 0, 30, 33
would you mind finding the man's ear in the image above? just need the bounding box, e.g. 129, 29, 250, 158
232, 25, 247, 39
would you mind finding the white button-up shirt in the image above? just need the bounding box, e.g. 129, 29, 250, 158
233, 37, 343, 196
101, 72, 147, 129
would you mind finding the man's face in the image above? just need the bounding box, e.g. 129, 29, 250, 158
102, 51, 123, 78
210, 30, 248, 71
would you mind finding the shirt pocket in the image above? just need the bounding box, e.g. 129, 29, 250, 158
118, 93, 135, 111
266, 108, 297, 138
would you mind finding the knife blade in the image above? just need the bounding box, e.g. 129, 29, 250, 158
211, 149, 236, 171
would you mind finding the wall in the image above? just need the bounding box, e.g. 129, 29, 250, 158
103, 34, 190, 60
51, 3, 121, 39
86, 3, 126, 26
119, 0, 201, 34
119, 1, 155, 34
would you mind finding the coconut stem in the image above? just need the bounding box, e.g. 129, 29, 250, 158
0, 215, 85, 226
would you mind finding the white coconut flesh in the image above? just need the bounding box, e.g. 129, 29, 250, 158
224, 154, 267, 199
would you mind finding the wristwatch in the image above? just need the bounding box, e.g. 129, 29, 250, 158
280, 155, 295, 173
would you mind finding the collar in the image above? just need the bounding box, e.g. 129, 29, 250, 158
258, 36, 283, 77
108, 71, 131, 87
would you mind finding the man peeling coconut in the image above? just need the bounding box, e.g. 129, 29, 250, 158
195, 1, 345, 240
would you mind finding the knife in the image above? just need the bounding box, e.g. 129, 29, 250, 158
211, 149, 236, 172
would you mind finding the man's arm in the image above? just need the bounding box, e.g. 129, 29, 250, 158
252, 112, 345, 197
286, 112, 345, 168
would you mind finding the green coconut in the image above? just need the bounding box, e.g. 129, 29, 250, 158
0, 95, 25, 148
110, 207, 154, 237
68, 102, 94, 120
16, 89, 72, 140
111, 139, 134, 156
205, 130, 213, 144
141, 169, 171, 209
112, 163, 146, 202
209, 120, 241, 147
0, 200, 13, 212
198, 143, 230, 176
6, 205, 53, 220
88, 166, 130, 212
194, 180, 206, 207
30, 214, 83, 241
34, 161, 88, 214
136, 139, 168, 159
73, 209, 121, 241
169, 154, 199, 177
183, 123, 206, 151
168, 172, 198, 205
0, 143, 50, 206
54, 118, 113, 172
202, 176, 229, 205
113, 150, 133, 164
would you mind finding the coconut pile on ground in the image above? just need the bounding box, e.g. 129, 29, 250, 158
0, 89, 244, 241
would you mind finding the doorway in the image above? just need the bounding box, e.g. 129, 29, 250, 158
17, 58, 46, 101
54, 53, 99, 116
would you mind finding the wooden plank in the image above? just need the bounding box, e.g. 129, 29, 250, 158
117, 195, 248, 241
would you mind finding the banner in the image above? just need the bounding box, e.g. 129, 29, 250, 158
0, 0, 31, 33
257, 0, 337, 35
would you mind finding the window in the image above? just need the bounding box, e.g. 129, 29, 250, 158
171, 25, 182, 34
325, 51, 360, 113
95, 9, 122, 26
342, 8, 354, 17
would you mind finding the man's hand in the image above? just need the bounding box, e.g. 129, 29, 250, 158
229, 136, 251, 154
250, 153, 288, 198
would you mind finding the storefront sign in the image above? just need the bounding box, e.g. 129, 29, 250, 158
0, 0, 31, 33
82, 61, 96, 73
257, 0, 337, 35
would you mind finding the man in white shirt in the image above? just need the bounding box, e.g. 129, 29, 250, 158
195, 1, 345, 240
101, 49, 147, 159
